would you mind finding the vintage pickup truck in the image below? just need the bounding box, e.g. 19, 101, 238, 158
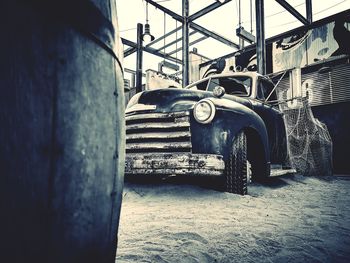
124, 71, 289, 195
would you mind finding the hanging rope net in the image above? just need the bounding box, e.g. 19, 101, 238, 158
274, 74, 333, 176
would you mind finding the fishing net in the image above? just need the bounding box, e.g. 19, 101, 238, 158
273, 73, 333, 176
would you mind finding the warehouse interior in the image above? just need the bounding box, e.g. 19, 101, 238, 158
0, 0, 350, 262
121, 0, 350, 175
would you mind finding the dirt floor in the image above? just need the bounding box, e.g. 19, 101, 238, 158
116, 175, 350, 263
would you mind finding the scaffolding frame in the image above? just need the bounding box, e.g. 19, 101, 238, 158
121, 0, 313, 89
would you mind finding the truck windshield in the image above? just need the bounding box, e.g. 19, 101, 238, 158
207, 76, 252, 96
186, 80, 209, 91
186, 76, 252, 97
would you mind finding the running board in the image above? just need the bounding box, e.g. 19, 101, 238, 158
270, 168, 296, 177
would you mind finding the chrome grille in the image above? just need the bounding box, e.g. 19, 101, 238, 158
125, 111, 192, 153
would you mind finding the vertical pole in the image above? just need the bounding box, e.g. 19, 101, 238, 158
136, 23, 143, 93
306, 0, 312, 23
255, 0, 266, 75
238, 0, 244, 49
250, 0, 253, 34
182, 0, 189, 87
238, 0, 241, 27
239, 38, 245, 50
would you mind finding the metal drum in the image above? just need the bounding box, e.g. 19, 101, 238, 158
0, 1, 124, 262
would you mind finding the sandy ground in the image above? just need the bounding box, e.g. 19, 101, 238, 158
116, 175, 350, 263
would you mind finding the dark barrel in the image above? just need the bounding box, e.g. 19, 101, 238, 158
0, 1, 124, 262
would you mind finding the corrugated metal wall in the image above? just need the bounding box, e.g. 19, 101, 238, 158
277, 63, 350, 107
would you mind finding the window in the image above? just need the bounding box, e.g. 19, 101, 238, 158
186, 80, 209, 90
257, 78, 277, 101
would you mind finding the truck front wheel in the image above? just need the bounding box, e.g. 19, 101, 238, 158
224, 131, 248, 195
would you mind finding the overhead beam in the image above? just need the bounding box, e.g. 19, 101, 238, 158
189, 0, 232, 21
158, 60, 180, 72
156, 30, 197, 52
275, 0, 310, 25
124, 47, 136, 57
168, 36, 208, 56
123, 1, 240, 59
122, 38, 182, 64
124, 22, 241, 57
124, 26, 182, 57
189, 22, 240, 49
144, 0, 183, 22
148, 26, 182, 47
125, 68, 146, 77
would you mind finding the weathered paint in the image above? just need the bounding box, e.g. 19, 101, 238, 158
126, 122, 190, 130
126, 141, 192, 151
125, 153, 225, 176
126, 112, 187, 121
126, 131, 191, 140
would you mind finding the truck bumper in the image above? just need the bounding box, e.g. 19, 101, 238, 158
125, 153, 225, 176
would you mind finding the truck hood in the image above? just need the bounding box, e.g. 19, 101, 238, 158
132, 88, 252, 113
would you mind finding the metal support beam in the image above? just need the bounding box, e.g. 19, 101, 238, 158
239, 38, 245, 49
156, 30, 197, 52
275, 0, 310, 25
124, 26, 182, 57
136, 23, 143, 93
123, 0, 240, 68
145, 0, 183, 22
236, 0, 244, 49
236, 26, 255, 43
182, 0, 189, 87
124, 1, 239, 58
122, 38, 182, 64
125, 67, 146, 77
125, 22, 240, 58
189, 22, 240, 49
306, 0, 312, 23
158, 60, 180, 72
147, 26, 182, 47
124, 47, 136, 57
189, 0, 232, 22
169, 36, 208, 56
255, 0, 266, 75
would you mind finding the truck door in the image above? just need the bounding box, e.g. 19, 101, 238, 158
254, 78, 288, 164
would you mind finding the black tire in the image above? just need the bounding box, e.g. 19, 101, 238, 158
224, 131, 248, 195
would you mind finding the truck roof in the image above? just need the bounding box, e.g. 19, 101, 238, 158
186, 71, 267, 89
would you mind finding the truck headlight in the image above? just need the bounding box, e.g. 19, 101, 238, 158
193, 99, 216, 124
126, 92, 142, 109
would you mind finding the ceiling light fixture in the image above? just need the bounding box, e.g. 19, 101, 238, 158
142, 2, 155, 43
